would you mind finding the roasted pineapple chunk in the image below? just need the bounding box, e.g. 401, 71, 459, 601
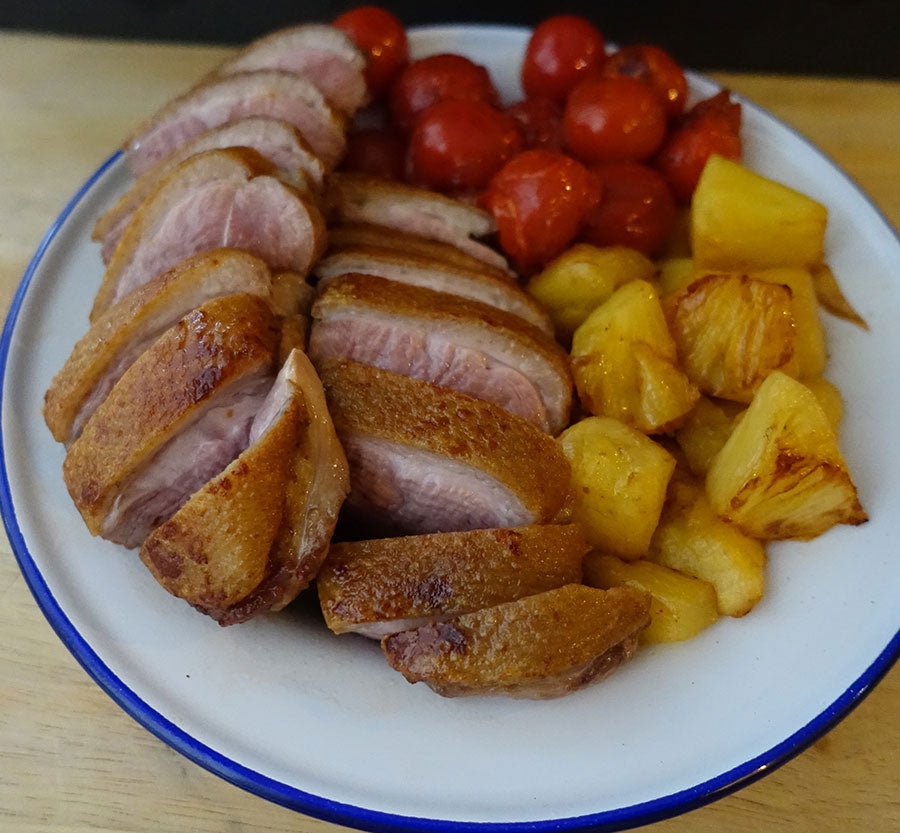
572, 280, 699, 432
676, 396, 746, 476
692, 155, 828, 271
706, 371, 867, 539
649, 478, 765, 617
665, 273, 796, 402
584, 553, 719, 642
810, 263, 868, 330
803, 376, 843, 431
656, 257, 697, 298
558, 417, 676, 559
527, 244, 656, 342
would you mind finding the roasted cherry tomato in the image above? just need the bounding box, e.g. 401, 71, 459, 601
602, 44, 687, 118
504, 97, 564, 151
522, 15, 606, 102
580, 162, 676, 256
406, 99, 521, 191
333, 6, 408, 99
389, 54, 499, 131
341, 128, 406, 179
482, 149, 600, 274
655, 90, 742, 202
563, 76, 667, 164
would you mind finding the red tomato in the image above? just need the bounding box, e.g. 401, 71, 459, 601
482, 150, 600, 274
333, 6, 409, 99
504, 97, 564, 151
406, 99, 521, 191
602, 44, 688, 118
581, 162, 676, 255
389, 54, 500, 131
655, 90, 743, 202
341, 128, 406, 179
522, 15, 607, 102
563, 76, 667, 164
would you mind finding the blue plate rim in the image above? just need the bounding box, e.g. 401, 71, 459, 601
3, 25, 900, 832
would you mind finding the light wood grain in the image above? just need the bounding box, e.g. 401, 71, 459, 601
1, 30, 899, 833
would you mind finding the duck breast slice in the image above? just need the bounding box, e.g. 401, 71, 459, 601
313, 248, 552, 335
213, 24, 368, 115
92, 148, 326, 321
382, 585, 651, 699
319, 359, 571, 536
124, 70, 346, 175
141, 349, 349, 623
63, 294, 280, 549
325, 173, 510, 271
94, 118, 326, 263
309, 275, 572, 433
318, 524, 588, 638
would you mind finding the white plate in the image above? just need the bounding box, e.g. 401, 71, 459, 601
3, 24, 900, 833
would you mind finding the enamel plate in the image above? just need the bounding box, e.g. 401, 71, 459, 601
4, 25, 900, 832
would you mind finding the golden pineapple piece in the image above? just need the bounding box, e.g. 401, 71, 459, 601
649, 478, 766, 617
706, 371, 867, 539
676, 396, 746, 476
665, 273, 796, 402
558, 417, 676, 559
584, 553, 719, 642
656, 257, 697, 299
527, 244, 656, 342
803, 376, 843, 431
753, 267, 827, 379
692, 155, 828, 271
572, 280, 698, 432
810, 263, 868, 330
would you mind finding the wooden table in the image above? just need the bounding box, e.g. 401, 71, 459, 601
2, 30, 899, 833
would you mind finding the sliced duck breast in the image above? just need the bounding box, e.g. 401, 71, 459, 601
309, 275, 572, 432
63, 293, 280, 548
45, 249, 300, 446
325, 173, 509, 271
383, 584, 651, 699
328, 223, 512, 282
91, 148, 326, 321
319, 359, 571, 535
94, 118, 326, 264
141, 349, 349, 624
318, 524, 588, 638
123, 70, 346, 175
213, 24, 368, 115
313, 248, 552, 335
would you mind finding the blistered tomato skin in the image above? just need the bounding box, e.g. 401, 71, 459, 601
333, 6, 409, 99
522, 15, 607, 103
655, 91, 743, 202
505, 97, 564, 151
602, 44, 688, 118
483, 150, 601, 274
581, 162, 676, 256
389, 54, 500, 131
563, 76, 667, 164
406, 99, 522, 191
341, 128, 406, 180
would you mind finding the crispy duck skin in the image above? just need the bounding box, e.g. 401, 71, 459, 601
63, 293, 280, 548
319, 359, 571, 535
327, 223, 513, 281
212, 24, 368, 115
318, 524, 588, 638
325, 173, 510, 271
141, 349, 349, 623
44, 250, 296, 446
309, 274, 572, 433
123, 70, 346, 175
382, 585, 651, 699
93, 118, 327, 263
313, 247, 552, 335
90, 148, 326, 321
